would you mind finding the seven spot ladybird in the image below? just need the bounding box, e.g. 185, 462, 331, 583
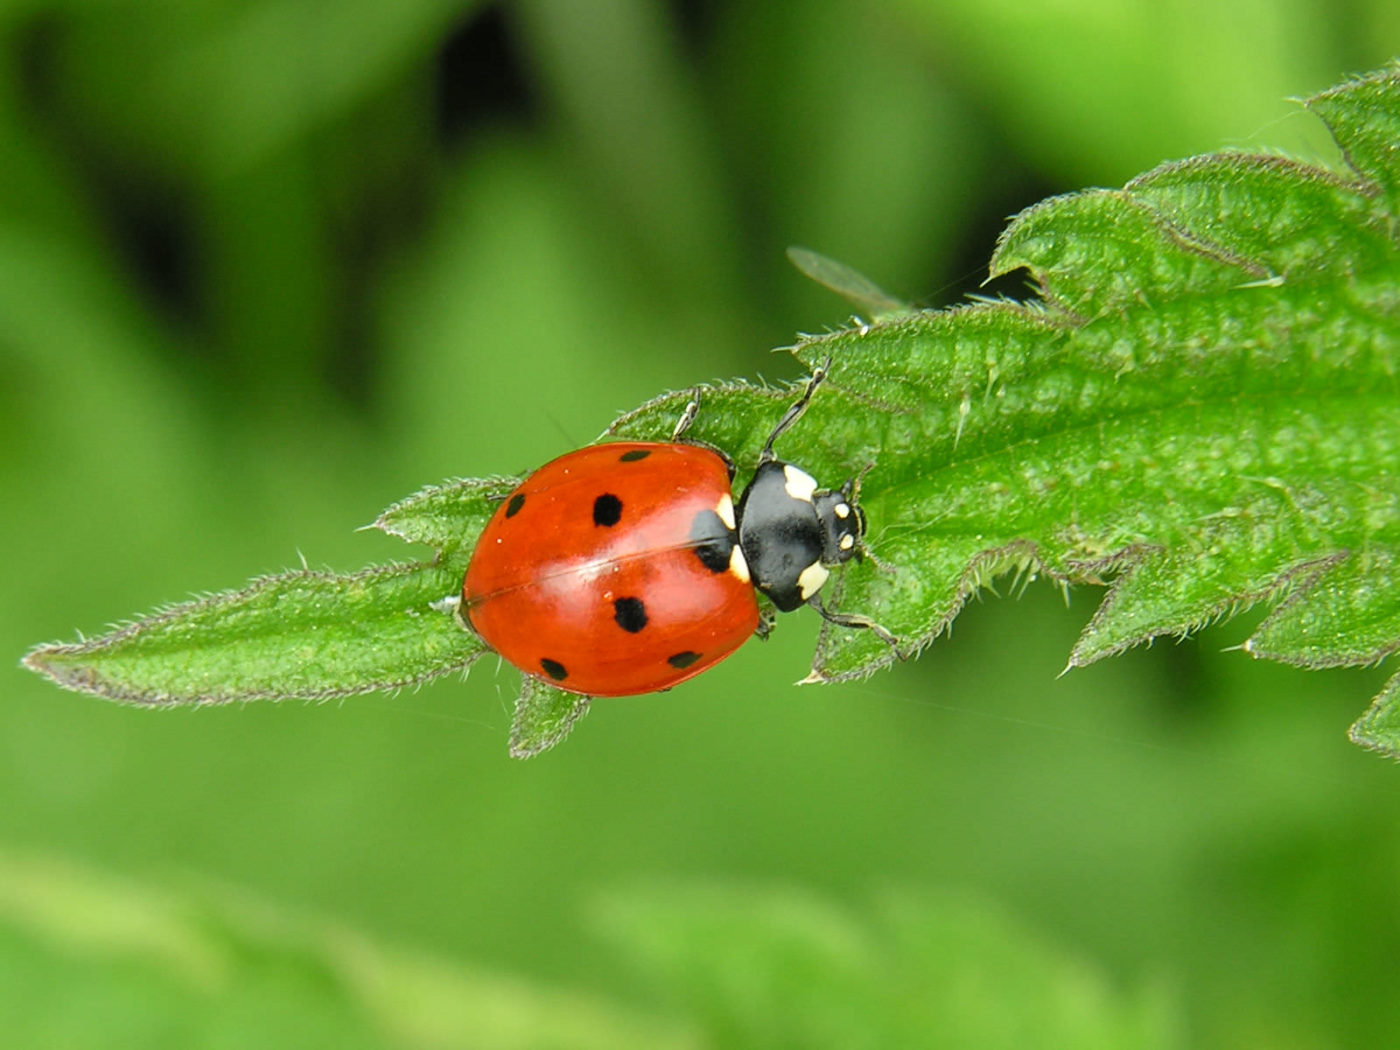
461, 368, 891, 697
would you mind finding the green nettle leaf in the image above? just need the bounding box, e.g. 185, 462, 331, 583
24, 66, 1400, 759
25, 562, 479, 705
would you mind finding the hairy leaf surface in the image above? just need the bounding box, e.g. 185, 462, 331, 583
613, 67, 1400, 755
25, 67, 1400, 757
25, 562, 480, 704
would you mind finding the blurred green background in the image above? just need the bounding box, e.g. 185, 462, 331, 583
5, 1, 1400, 1046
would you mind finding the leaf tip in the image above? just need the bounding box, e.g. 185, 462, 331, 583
19, 643, 52, 679
1347, 716, 1400, 760
365, 509, 404, 541
509, 680, 592, 758
20, 641, 101, 698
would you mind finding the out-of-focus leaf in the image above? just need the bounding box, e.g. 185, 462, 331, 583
888, 0, 1345, 180
592, 884, 1177, 1050
0, 851, 700, 1050
46, 0, 476, 174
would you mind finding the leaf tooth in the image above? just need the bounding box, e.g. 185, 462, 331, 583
1349, 672, 1400, 759
810, 541, 1042, 682
1127, 154, 1381, 280
1306, 65, 1400, 208
990, 190, 1259, 319
1247, 548, 1400, 667
371, 476, 517, 551
1069, 542, 1304, 667
510, 678, 591, 758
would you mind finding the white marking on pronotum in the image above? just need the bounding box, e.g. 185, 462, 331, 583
783, 464, 818, 503
797, 561, 829, 600
839, 534, 855, 551
716, 493, 736, 530
729, 544, 751, 584
834, 502, 850, 519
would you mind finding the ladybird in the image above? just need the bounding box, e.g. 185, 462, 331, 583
461, 368, 890, 697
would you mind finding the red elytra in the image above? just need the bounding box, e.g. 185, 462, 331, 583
462, 441, 760, 697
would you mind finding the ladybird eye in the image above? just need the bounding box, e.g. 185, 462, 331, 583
593, 493, 623, 527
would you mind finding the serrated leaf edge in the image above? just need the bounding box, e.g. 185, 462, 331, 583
1348, 672, 1400, 757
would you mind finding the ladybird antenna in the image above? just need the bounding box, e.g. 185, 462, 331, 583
840, 460, 878, 501
760, 359, 830, 462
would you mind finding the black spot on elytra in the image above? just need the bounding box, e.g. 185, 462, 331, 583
619, 448, 651, 462
689, 508, 735, 574
505, 492, 526, 518
668, 651, 701, 669
593, 493, 623, 527
614, 597, 648, 633
540, 657, 567, 681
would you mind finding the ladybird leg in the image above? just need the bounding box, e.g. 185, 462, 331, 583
671, 390, 702, 442
671, 387, 737, 480
483, 478, 525, 503
753, 605, 776, 641
806, 592, 903, 657
759, 357, 832, 462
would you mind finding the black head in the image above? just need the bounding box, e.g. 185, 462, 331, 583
813, 485, 864, 564
734, 460, 865, 613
